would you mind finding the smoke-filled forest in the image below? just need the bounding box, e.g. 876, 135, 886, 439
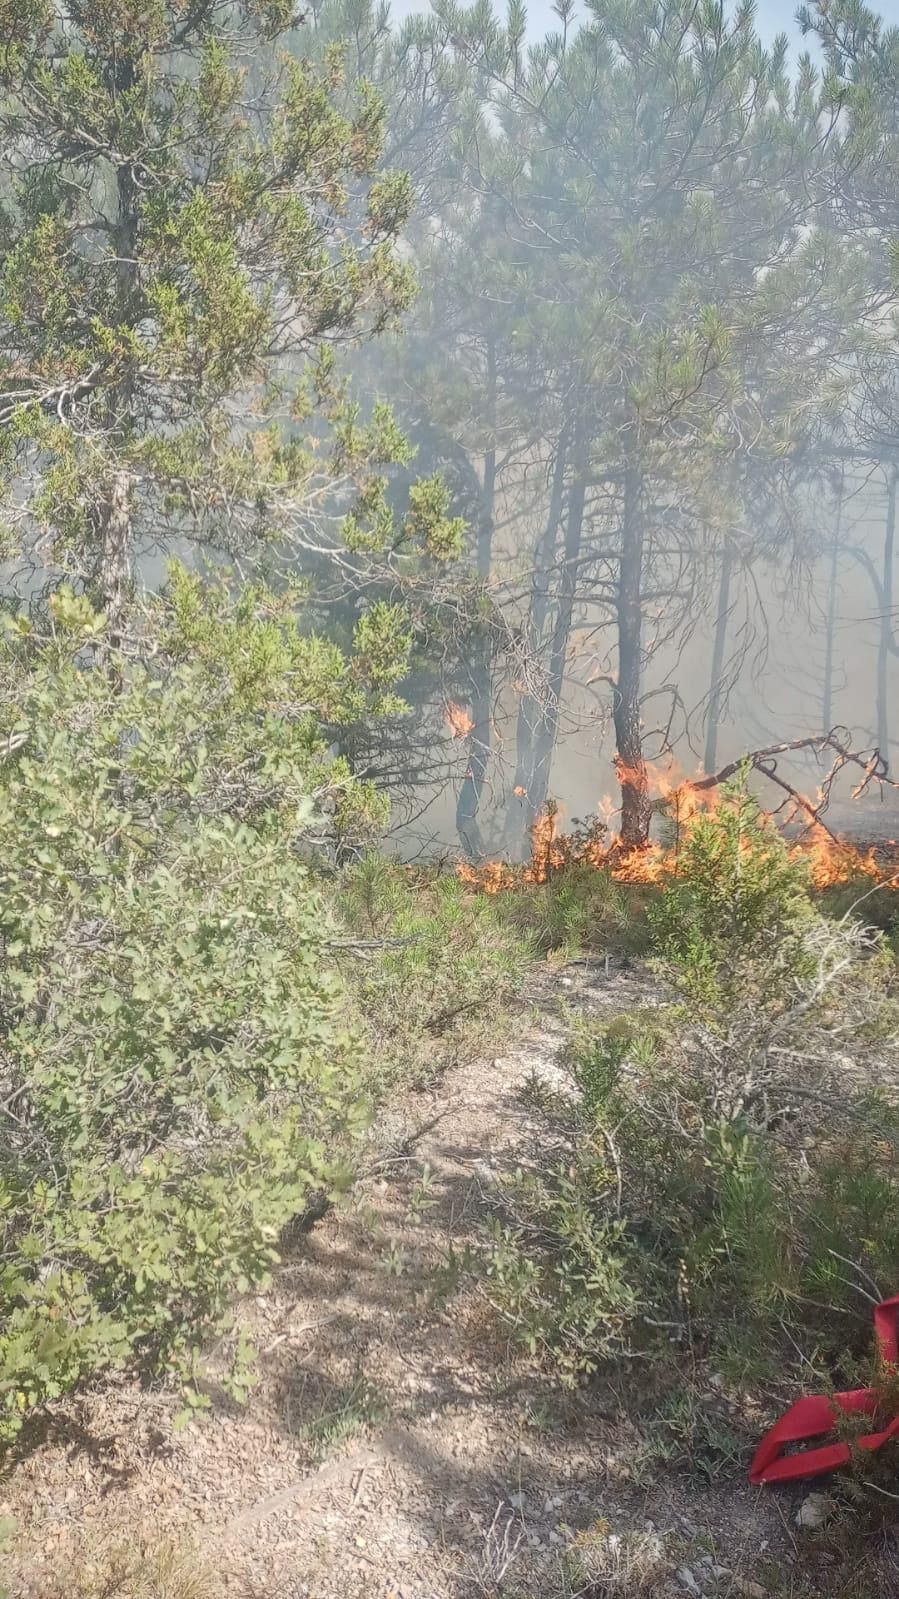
8, 3, 899, 1597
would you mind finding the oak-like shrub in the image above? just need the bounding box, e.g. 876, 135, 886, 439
0, 576, 394, 1440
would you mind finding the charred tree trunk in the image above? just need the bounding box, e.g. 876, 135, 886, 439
878, 467, 897, 763
527, 469, 587, 819
704, 542, 734, 774
504, 426, 570, 854
456, 341, 497, 857
614, 471, 651, 849
822, 476, 844, 737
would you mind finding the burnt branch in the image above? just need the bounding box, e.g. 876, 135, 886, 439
677, 728, 899, 838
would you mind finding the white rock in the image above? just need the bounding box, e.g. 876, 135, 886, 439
795, 1492, 832, 1530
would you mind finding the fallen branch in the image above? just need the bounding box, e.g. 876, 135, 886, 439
678, 728, 899, 837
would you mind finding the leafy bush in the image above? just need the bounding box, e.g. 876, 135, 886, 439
485, 1156, 639, 1382
0, 574, 402, 1440
482, 786, 899, 1391
338, 854, 533, 1088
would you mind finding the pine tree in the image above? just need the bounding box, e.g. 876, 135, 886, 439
0, 0, 462, 636
401, 0, 869, 846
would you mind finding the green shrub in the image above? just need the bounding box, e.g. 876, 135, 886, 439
649, 780, 817, 1013
496, 863, 655, 959
338, 855, 533, 1088
482, 787, 899, 1392
485, 1157, 639, 1382
0, 575, 393, 1441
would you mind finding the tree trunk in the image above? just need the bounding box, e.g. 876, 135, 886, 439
532, 423, 571, 641
527, 470, 587, 820
456, 340, 496, 857
96, 61, 138, 639
877, 467, 897, 762
704, 542, 734, 774
614, 472, 650, 849
504, 426, 570, 854
822, 476, 844, 735
97, 53, 138, 642
99, 470, 132, 645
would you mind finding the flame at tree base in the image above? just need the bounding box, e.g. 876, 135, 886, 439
458, 781, 896, 895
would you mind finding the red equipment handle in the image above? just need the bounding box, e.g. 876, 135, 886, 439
750, 1295, 899, 1486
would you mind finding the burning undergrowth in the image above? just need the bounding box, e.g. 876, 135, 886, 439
478, 777, 899, 1479
459, 748, 899, 897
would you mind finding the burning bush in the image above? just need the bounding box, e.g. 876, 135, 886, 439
482, 786, 899, 1391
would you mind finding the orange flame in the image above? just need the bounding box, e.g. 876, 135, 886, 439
459, 756, 899, 896
445, 701, 475, 738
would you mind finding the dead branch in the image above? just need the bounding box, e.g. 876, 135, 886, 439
675, 727, 899, 836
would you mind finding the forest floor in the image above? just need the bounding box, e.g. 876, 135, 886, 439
0, 958, 869, 1599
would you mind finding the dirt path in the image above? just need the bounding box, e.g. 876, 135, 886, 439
5, 960, 791, 1599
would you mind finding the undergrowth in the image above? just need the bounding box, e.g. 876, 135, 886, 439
293, 1373, 388, 1461
482, 785, 899, 1449
337, 854, 533, 1088
0, 589, 533, 1447
15, 1536, 217, 1599
493, 864, 656, 961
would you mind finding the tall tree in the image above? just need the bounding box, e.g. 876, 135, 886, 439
0, 0, 462, 632
803, 1, 899, 767
434, 0, 866, 847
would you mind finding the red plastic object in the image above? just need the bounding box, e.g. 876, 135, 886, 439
750, 1294, 899, 1485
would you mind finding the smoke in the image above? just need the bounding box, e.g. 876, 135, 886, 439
318, 0, 899, 860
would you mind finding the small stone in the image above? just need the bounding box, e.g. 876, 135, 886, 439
732, 1581, 768, 1599
508, 1491, 526, 1510
795, 1491, 833, 1530
677, 1568, 702, 1596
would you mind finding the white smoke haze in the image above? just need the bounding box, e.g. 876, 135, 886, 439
6, 0, 899, 861
311, 0, 899, 860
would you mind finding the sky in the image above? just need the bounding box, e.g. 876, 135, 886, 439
752, 0, 899, 41
388, 0, 899, 44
